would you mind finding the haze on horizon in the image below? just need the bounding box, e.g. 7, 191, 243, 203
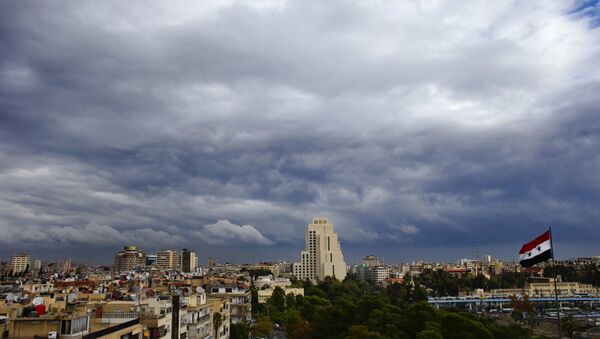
1, 0, 600, 265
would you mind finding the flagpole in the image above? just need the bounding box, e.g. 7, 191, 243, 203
549, 226, 561, 338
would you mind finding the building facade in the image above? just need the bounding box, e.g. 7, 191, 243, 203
363, 255, 378, 267
367, 265, 390, 285
181, 249, 198, 273
11, 253, 30, 275
293, 217, 347, 282
157, 249, 181, 270
113, 246, 146, 272
209, 286, 251, 324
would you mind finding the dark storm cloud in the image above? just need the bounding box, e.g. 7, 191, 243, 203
1, 0, 600, 263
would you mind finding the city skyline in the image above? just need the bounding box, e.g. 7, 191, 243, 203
2, 1, 600, 263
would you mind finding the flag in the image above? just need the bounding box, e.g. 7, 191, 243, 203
519, 230, 552, 267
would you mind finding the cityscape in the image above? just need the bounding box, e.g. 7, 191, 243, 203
2, 218, 600, 338
2, 0, 600, 338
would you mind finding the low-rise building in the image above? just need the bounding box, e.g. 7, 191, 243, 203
185, 288, 212, 339
208, 297, 230, 339
257, 287, 304, 303
209, 285, 251, 324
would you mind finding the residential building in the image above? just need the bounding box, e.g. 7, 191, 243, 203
367, 265, 390, 285
254, 275, 304, 303
114, 246, 146, 272
209, 285, 251, 324
185, 288, 212, 339
181, 249, 198, 273
208, 297, 230, 339
363, 255, 378, 267
139, 296, 187, 339
293, 217, 347, 282
146, 254, 157, 266
157, 249, 180, 270
11, 253, 30, 275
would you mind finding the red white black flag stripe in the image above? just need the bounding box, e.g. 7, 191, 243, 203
519, 230, 553, 267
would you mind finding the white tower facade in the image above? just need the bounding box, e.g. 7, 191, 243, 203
293, 217, 347, 282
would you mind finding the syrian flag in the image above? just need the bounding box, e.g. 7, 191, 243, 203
519, 230, 553, 267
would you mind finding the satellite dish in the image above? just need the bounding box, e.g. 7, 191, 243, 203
111, 290, 122, 300
196, 286, 205, 294
33, 297, 44, 306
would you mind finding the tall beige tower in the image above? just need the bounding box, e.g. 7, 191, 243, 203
157, 249, 181, 270
11, 253, 30, 275
293, 217, 347, 282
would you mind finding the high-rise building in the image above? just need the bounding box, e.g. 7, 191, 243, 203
32, 259, 42, 271
181, 249, 198, 273
146, 254, 158, 266
293, 217, 347, 282
157, 249, 180, 270
362, 255, 378, 267
11, 253, 31, 275
62, 258, 72, 273
114, 246, 146, 272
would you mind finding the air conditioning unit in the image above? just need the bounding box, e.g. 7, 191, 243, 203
48, 331, 58, 339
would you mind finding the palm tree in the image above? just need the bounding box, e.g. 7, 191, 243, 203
213, 312, 223, 338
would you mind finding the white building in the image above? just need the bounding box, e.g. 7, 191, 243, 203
185, 288, 213, 339
11, 253, 30, 275
367, 265, 390, 285
293, 217, 347, 282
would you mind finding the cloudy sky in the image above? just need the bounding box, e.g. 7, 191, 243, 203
1, 0, 599, 265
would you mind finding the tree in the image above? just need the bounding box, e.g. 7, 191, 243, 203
251, 316, 273, 338
562, 316, 580, 338
213, 312, 223, 334
417, 329, 442, 339
510, 294, 534, 332
345, 325, 385, 339
441, 313, 493, 339
285, 309, 310, 339
269, 286, 286, 313
230, 323, 249, 339
246, 268, 273, 278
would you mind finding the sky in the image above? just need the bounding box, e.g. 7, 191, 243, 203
1, 0, 600, 265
